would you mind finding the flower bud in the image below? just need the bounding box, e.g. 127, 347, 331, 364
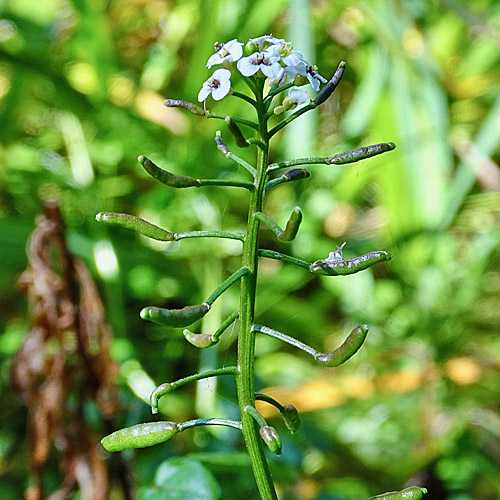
293, 75, 308, 87
259, 425, 282, 455
244, 41, 258, 55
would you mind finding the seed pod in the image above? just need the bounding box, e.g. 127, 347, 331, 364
259, 425, 282, 456
316, 325, 369, 367
214, 131, 229, 155
138, 156, 200, 188
183, 329, 218, 348
282, 168, 311, 182
369, 486, 428, 500
96, 212, 175, 241
310, 250, 391, 276
225, 116, 248, 148
164, 99, 206, 116
279, 207, 303, 242
140, 302, 210, 327
327, 142, 396, 165
101, 421, 178, 452
314, 61, 345, 106
281, 405, 300, 434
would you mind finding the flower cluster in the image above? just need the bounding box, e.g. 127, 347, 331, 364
197, 35, 327, 106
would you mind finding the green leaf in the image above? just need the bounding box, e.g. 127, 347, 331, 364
138, 458, 221, 500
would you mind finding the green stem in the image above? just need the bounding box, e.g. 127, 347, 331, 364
258, 248, 311, 270
178, 418, 242, 432
150, 366, 238, 414
236, 81, 278, 500
205, 267, 249, 306
197, 178, 255, 190
252, 324, 321, 357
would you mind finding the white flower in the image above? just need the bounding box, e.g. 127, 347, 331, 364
237, 48, 284, 81
249, 35, 286, 51
206, 39, 243, 68
303, 64, 327, 91
274, 88, 310, 115
288, 88, 310, 106
197, 68, 232, 102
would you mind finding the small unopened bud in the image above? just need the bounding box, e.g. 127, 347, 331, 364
293, 75, 309, 87
259, 425, 282, 455
244, 41, 258, 55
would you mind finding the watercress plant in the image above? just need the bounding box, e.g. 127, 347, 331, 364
97, 35, 426, 500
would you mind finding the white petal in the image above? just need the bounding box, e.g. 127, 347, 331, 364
261, 62, 284, 79
212, 68, 231, 82
206, 53, 222, 68
198, 86, 211, 102
237, 57, 260, 76
212, 80, 231, 100
289, 89, 309, 104
226, 40, 243, 61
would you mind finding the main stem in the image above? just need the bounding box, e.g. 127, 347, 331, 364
236, 84, 278, 500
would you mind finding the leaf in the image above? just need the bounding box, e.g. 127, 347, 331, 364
138, 458, 221, 500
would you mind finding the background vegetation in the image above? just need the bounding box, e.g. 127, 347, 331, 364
1, 0, 500, 499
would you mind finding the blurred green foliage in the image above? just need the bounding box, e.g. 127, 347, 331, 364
1, 0, 500, 499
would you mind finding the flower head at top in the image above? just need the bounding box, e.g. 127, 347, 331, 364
237, 48, 284, 81
206, 39, 243, 68
248, 34, 286, 51
198, 68, 232, 102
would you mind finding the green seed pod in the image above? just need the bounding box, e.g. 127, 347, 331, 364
327, 142, 396, 165
138, 156, 200, 188
95, 212, 175, 241
259, 425, 282, 456
164, 99, 206, 116
101, 421, 178, 452
313, 61, 345, 106
369, 486, 428, 500
225, 116, 248, 148
310, 250, 391, 276
183, 329, 218, 348
316, 325, 369, 367
140, 302, 211, 327
281, 405, 300, 434
278, 207, 303, 242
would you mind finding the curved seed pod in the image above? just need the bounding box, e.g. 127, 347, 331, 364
316, 325, 369, 367
183, 329, 218, 348
327, 142, 396, 165
278, 207, 303, 242
369, 486, 428, 500
96, 212, 175, 241
314, 61, 345, 106
310, 250, 391, 276
259, 425, 282, 456
164, 99, 206, 116
225, 116, 248, 148
140, 302, 210, 327
281, 405, 300, 434
101, 421, 178, 452
138, 156, 200, 188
